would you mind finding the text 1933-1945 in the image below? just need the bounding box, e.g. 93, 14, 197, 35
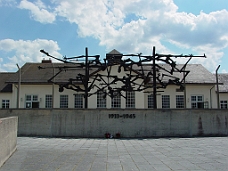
109, 114, 136, 119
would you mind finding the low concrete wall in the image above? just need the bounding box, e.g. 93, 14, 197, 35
0, 109, 228, 138
0, 117, 18, 168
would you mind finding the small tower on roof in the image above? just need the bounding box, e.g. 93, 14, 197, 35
106, 49, 123, 64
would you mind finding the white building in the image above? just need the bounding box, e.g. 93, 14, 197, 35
0, 50, 227, 109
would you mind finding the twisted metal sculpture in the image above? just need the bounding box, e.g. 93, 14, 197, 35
39, 47, 206, 108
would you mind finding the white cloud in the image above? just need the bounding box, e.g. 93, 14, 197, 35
221, 69, 228, 73
18, 0, 56, 23
15, 0, 228, 71
0, 0, 16, 6
0, 39, 61, 71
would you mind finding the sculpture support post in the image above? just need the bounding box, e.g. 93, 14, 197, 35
16, 64, 21, 108
152, 46, 157, 109
85, 47, 89, 109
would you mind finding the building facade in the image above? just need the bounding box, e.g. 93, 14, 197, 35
0, 50, 227, 109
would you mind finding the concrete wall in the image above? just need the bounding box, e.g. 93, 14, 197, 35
0, 109, 227, 138
0, 117, 18, 168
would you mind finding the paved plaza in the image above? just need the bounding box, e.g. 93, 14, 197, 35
1, 137, 228, 171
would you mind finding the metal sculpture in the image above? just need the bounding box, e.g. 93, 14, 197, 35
39, 46, 206, 108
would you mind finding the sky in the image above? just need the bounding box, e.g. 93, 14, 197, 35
0, 0, 228, 73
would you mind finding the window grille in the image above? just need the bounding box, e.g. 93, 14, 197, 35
75, 94, 83, 108
148, 94, 154, 108
97, 91, 106, 108
25, 95, 39, 108
191, 95, 204, 109
162, 95, 170, 108
60, 95, 68, 108
126, 91, 135, 108
2, 100, 10, 108
220, 100, 228, 109
176, 95, 184, 108
45, 95, 53, 108
111, 92, 121, 108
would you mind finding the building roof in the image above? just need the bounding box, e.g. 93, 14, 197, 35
7, 62, 97, 84
107, 49, 122, 55
134, 64, 217, 84
0, 72, 14, 92
218, 74, 228, 93
6, 62, 217, 86
3, 48, 218, 86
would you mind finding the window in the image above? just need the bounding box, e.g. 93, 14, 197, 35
45, 95, 53, 108
126, 91, 135, 108
25, 95, 39, 108
60, 95, 68, 108
148, 94, 154, 108
97, 91, 106, 108
191, 95, 204, 109
2, 100, 10, 108
162, 95, 170, 108
111, 92, 121, 108
176, 95, 184, 108
220, 100, 227, 109
75, 94, 83, 108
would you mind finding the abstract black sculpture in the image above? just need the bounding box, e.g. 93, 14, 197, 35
39, 46, 206, 108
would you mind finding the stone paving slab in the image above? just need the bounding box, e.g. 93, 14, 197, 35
1, 137, 228, 171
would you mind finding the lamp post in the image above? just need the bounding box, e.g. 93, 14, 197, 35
16, 64, 21, 108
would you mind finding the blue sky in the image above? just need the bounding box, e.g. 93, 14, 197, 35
0, 0, 228, 73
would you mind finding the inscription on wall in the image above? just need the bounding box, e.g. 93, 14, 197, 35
109, 114, 136, 119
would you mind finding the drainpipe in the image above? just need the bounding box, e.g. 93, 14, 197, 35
210, 86, 214, 109
216, 65, 220, 109
16, 64, 21, 108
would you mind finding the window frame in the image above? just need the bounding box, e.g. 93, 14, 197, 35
111, 92, 121, 108
162, 95, 170, 109
25, 95, 39, 108
2, 99, 10, 108
45, 95, 53, 108
191, 95, 204, 109
126, 91, 135, 108
97, 91, 106, 108
176, 95, 184, 108
60, 95, 68, 108
148, 94, 154, 109
74, 94, 83, 108
220, 100, 228, 109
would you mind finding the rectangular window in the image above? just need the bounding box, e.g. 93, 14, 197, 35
2, 100, 10, 108
111, 92, 121, 108
97, 91, 106, 108
176, 95, 184, 108
191, 95, 204, 109
126, 91, 135, 108
45, 95, 53, 108
60, 95, 68, 108
25, 95, 39, 108
148, 94, 154, 108
220, 100, 228, 109
75, 94, 83, 108
162, 95, 170, 108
